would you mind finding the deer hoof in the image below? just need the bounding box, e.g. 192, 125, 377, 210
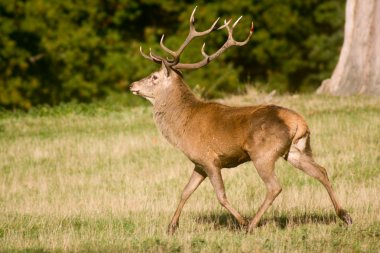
167, 223, 178, 235
338, 209, 353, 225
246, 225, 255, 234
246, 222, 257, 234
239, 218, 249, 230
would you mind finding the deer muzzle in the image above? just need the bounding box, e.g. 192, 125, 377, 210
129, 82, 140, 95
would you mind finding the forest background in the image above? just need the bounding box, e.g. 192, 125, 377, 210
0, 0, 345, 109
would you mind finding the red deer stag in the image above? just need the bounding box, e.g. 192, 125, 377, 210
130, 7, 352, 234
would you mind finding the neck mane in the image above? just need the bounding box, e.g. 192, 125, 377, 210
153, 75, 202, 148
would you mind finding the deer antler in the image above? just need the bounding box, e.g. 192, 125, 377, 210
174, 18, 254, 69
140, 6, 254, 70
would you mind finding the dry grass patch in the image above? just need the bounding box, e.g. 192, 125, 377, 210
0, 93, 379, 252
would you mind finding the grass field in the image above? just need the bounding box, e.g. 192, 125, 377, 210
0, 92, 379, 252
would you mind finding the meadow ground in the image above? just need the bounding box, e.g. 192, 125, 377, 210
0, 92, 379, 252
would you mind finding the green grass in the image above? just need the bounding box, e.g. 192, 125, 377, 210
0, 92, 379, 252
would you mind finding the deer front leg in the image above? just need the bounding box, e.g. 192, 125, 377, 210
206, 166, 248, 228
168, 166, 207, 235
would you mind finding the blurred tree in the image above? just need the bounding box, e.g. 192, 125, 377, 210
317, 0, 380, 96
0, 0, 345, 109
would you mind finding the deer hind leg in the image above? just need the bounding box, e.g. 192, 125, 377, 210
247, 157, 282, 232
167, 166, 207, 235
205, 166, 247, 228
286, 135, 352, 225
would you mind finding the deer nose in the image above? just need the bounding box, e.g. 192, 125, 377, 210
129, 82, 140, 95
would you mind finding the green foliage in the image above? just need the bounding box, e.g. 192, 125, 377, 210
0, 0, 345, 109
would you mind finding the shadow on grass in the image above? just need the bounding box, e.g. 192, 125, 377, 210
194, 212, 338, 231
259, 212, 338, 229
194, 213, 243, 231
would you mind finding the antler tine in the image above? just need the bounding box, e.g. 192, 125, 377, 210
218, 19, 232, 30
201, 43, 209, 58
149, 48, 166, 62
233, 16, 243, 28
240, 21, 255, 45
189, 6, 221, 34
160, 34, 176, 57
229, 21, 254, 46
198, 17, 220, 34
190, 6, 198, 24
140, 46, 160, 63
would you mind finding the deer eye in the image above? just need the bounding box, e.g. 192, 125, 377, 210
152, 75, 158, 80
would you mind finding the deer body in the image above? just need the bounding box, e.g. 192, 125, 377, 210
130, 7, 352, 234
152, 74, 307, 170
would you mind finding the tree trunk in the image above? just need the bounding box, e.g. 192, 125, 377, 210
317, 0, 380, 96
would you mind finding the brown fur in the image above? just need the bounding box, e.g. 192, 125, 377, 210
130, 65, 352, 234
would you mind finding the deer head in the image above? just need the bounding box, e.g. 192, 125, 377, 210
130, 6, 254, 104
129, 63, 173, 104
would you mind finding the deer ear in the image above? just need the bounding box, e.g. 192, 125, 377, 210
161, 62, 170, 77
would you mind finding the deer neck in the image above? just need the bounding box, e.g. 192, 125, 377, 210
153, 79, 201, 148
